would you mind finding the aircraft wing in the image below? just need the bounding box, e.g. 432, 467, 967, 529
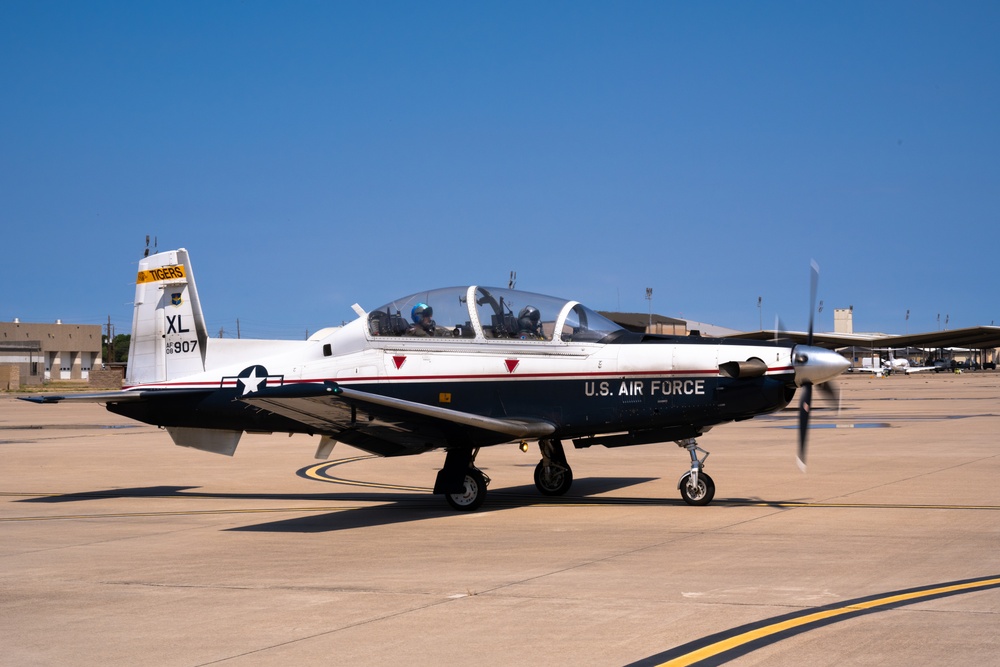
848, 366, 885, 375
903, 366, 937, 374
240, 382, 556, 456
22, 383, 554, 458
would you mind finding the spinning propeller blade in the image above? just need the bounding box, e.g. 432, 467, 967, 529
797, 382, 812, 471
798, 259, 823, 471
817, 379, 841, 416
807, 259, 818, 347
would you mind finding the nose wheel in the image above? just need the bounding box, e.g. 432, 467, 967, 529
679, 471, 715, 505
676, 438, 715, 506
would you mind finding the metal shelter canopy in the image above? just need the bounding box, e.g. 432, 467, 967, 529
727, 326, 1000, 351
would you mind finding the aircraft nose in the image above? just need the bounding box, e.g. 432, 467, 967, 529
793, 345, 850, 386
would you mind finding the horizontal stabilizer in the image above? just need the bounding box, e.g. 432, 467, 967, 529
19, 388, 212, 404
19, 391, 149, 404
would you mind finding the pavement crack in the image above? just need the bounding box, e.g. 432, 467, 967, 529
191, 595, 464, 666
822, 453, 1000, 503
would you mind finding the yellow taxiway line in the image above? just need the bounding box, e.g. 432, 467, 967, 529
631, 575, 1000, 666
300, 457, 431, 492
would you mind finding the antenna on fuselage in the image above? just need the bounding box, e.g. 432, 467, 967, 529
142, 235, 158, 258
509, 271, 517, 289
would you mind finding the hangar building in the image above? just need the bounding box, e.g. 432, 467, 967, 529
0, 321, 103, 387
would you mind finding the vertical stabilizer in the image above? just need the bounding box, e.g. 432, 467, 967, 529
127, 248, 208, 385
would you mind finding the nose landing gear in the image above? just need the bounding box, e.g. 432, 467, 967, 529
676, 438, 715, 506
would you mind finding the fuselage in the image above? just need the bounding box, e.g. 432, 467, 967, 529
111, 284, 802, 453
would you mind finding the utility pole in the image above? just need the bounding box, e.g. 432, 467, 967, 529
106, 315, 114, 364
645, 288, 653, 331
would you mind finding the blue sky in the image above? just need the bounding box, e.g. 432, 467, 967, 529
2, 1, 997, 339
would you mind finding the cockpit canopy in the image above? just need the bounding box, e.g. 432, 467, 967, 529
367, 286, 623, 343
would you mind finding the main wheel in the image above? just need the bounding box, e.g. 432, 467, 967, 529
533, 460, 573, 496
679, 471, 715, 506
445, 468, 488, 511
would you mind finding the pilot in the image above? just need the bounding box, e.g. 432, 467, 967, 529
517, 306, 543, 340
409, 303, 436, 337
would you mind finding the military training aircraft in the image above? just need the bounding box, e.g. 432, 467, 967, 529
848, 349, 938, 376
23, 249, 849, 510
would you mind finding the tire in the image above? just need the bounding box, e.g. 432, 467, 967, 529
533, 460, 573, 496
445, 468, 487, 511
679, 472, 715, 506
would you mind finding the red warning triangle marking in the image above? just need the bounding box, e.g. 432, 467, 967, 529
504, 359, 519, 373
393, 356, 407, 370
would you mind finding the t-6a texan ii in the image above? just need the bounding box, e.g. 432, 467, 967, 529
24, 249, 848, 511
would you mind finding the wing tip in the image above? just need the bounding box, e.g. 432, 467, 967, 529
17, 395, 62, 404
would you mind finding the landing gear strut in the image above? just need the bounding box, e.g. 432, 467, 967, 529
534, 439, 573, 496
676, 438, 715, 506
436, 447, 490, 511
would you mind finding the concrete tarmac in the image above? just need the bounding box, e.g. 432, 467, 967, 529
2, 372, 998, 666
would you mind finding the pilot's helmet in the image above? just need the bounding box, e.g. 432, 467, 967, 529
411, 303, 433, 323
518, 306, 540, 331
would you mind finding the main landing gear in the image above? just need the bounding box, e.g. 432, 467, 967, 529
676, 438, 715, 506
435, 440, 575, 511
446, 466, 490, 511
534, 439, 573, 496
436, 447, 490, 512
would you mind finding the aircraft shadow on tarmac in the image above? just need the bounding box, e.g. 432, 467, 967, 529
14, 477, 730, 533
16, 479, 824, 533
17, 477, 653, 507
228, 477, 667, 533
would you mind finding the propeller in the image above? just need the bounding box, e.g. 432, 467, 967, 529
797, 382, 813, 470
794, 260, 845, 470
798, 260, 819, 469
